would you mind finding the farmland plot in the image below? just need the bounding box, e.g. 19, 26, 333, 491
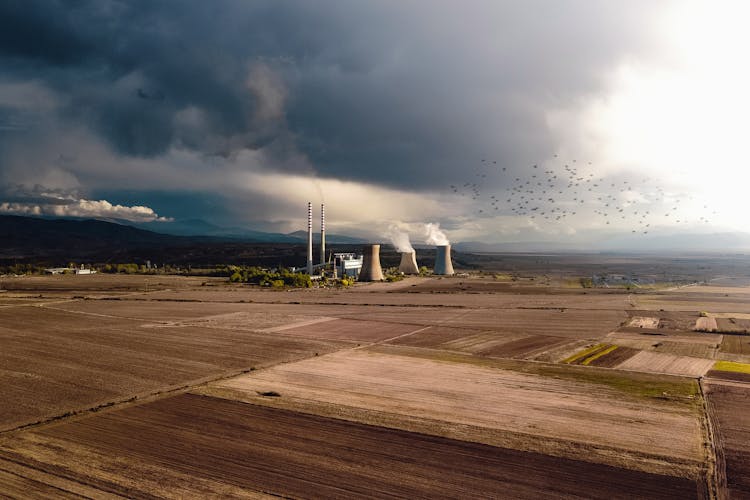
715, 317, 750, 333
207, 348, 705, 475
695, 317, 718, 332
720, 335, 750, 356
0, 394, 703, 499
432, 308, 627, 339
278, 318, 423, 342
0, 306, 343, 430
616, 351, 714, 377
704, 381, 750, 498
629, 316, 660, 329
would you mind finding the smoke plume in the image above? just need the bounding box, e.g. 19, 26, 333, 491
385, 224, 414, 253
424, 222, 449, 246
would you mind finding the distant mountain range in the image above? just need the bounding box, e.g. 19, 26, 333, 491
454, 231, 750, 253
0, 215, 366, 264
134, 219, 365, 244
3, 214, 750, 266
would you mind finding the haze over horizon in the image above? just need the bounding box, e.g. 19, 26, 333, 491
1, 1, 748, 249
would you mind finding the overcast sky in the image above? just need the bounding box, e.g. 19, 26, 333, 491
1, 1, 748, 246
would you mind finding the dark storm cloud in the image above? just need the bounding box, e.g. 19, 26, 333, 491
0, 0, 667, 192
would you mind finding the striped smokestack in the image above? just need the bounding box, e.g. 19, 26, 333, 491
306, 202, 313, 275
320, 203, 326, 266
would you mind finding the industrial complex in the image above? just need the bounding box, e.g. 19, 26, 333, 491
300, 201, 454, 280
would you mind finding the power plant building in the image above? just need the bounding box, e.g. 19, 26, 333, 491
334, 253, 363, 277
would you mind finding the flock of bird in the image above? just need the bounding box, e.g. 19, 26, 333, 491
449, 157, 717, 234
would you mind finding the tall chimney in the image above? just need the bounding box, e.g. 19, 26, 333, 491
398, 251, 419, 274
433, 245, 454, 275
320, 203, 326, 266
306, 202, 313, 275
358, 244, 384, 281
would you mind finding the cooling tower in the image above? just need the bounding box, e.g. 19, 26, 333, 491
433, 245, 454, 275
358, 244, 385, 281
398, 251, 419, 274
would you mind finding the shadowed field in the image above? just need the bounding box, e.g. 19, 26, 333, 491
0, 394, 704, 499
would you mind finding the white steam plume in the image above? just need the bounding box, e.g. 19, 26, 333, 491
424, 222, 449, 246
385, 224, 414, 253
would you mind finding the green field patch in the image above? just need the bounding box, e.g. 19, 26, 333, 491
562, 343, 607, 364
713, 360, 750, 374
581, 345, 618, 366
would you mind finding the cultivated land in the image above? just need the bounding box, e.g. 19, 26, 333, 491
3, 255, 750, 498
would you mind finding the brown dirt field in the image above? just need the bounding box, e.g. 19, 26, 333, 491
715, 317, 750, 333
0, 305, 343, 431
277, 318, 423, 342
704, 381, 750, 498
610, 330, 722, 345
386, 327, 575, 360
607, 331, 721, 358
530, 339, 594, 363
0, 274, 211, 295
605, 329, 722, 359
0, 394, 703, 499
626, 309, 700, 331
616, 351, 715, 377
588, 346, 640, 367
641, 295, 750, 314
210, 349, 704, 474
385, 325, 490, 348
126, 286, 638, 310
53, 298, 471, 326
705, 370, 750, 383
0, 465, 85, 499
476, 334, 573, 358
652, 341, 719, 359
426, 308, 627, 339
720, 335, 750, 355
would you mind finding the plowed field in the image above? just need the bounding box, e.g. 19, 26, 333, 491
0, 394, 703, 499
476, 334, 572, 358
720, 335, 750, 355
428, 308, 626, 339
210, 348, 704, 473
616, 351, 714, 377
0, 306, 342, 430
588, 346, 640, 367
279, 318, 423, 342
716, 318, 750, 333
704, 381, 750, 498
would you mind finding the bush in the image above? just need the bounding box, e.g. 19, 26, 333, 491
227, 266, 311, 288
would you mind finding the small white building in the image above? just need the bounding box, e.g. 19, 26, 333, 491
44, 267, 71, 275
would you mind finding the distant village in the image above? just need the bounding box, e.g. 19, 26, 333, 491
43, 264, 96, 275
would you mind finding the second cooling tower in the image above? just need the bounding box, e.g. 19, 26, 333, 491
359, 244, 385, 281
398, 251, 419, 274
433, 245, 454, 275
